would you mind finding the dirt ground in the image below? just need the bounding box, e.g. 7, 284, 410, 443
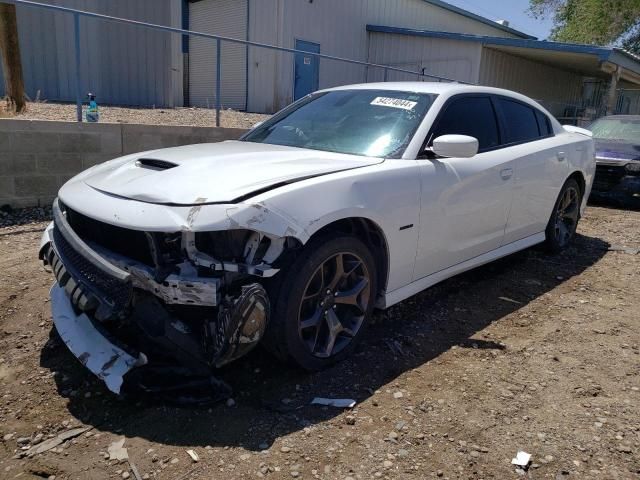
0, 201, 638, 480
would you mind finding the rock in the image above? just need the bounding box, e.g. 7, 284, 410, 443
290, 471, 299, 478
2, 433, 14, 442
280, 446, 291, 453
393, 392, 403, 399
398, 449, 409, 457
383, 460, 393, 468
170, 457, 179, 464
388, 432, 399, 440
617, 445, 632, 454
345, 415, 356, 425
122, 472, 130, 479
16, 437, 30, 445
436, 470, 443, 477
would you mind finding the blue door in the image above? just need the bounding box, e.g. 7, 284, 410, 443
294, 40, 320, 101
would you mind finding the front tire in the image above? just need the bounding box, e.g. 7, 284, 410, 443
263, 234, 377, 371
544, 178, 582, 252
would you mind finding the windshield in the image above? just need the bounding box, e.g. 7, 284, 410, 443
590, 117, 640, 144
242, 89, 437, 158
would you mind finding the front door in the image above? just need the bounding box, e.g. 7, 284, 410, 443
413, 95, 515, 280
294, 40, 320, 101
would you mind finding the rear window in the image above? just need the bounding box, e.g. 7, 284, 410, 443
496, 98, 540, 144
430, 96, 500, 152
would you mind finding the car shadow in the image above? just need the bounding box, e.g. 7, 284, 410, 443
39, 232, 609, 449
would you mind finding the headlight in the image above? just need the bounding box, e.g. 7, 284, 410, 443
625, 162, 640, 173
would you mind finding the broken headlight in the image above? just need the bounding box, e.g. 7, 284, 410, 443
195, 230, 272, 266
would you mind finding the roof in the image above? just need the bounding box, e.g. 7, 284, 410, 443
421, 0, 535, 40
366, 25, 640, 78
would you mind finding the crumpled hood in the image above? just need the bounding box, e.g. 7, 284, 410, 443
82, 141, 383, 205
595, 139, 640, 161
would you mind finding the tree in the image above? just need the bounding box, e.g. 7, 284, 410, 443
529, 0, 640, 54
0, 3, 25, 113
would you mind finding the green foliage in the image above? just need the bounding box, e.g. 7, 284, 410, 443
529, 0, 640, 53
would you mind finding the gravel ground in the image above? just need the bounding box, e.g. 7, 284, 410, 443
8, 102, 271, 129
0, 202, 639, 479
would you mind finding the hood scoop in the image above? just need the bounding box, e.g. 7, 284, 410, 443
136, 158, 179, 170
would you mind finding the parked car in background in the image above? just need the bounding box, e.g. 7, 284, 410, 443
39, 83, 595, 398
589, 115, 640, 195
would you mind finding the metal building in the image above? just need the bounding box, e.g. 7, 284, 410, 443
2, 0, 183, 107
4, 0, 640, 122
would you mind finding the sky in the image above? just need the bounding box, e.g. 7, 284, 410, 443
445, 0, 555, 40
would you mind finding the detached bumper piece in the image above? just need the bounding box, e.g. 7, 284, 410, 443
43, 199, 271, 404
50, 285, 144, 394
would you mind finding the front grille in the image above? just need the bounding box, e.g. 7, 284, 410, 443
66, 208, 153, 266
52, 225, 131, 314
51, 199, 132, 319
594, 164, 625, 190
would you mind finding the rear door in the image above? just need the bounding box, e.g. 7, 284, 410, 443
493, 97, 570, 244
413, 95, 516, 280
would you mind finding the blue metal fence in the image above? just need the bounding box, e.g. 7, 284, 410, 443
8, 0, 466, 126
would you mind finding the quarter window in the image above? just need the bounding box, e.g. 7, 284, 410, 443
496, 98, 540, 144
535, 110, 552, 137
430, 96, 500, 151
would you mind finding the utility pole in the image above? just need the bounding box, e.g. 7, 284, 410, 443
0, 3, 26, 113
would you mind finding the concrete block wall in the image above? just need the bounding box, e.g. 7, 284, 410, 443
0, 120, 246, 208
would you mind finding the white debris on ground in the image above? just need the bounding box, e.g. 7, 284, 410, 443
7, 102, 271, 129
310, 398, 357, 408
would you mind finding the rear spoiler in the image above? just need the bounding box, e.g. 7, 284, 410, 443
563, 125, 593, 137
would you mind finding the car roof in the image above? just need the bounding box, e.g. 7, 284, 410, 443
322, 82, 546, 107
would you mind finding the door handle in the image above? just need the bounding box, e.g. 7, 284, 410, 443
500, 167, 513, 180
557, 151, 567, 161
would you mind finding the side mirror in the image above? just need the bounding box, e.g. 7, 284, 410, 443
431, 134, 479, 158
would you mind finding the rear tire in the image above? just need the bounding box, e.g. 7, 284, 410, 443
544, 178, 582, 253
262, 234, 377, 371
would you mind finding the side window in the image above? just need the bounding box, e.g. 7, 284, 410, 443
495, 98, 540, 144
535, 109, 553, 137
430, 96, 499, 152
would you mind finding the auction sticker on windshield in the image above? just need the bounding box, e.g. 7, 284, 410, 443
370, 97, 417, 110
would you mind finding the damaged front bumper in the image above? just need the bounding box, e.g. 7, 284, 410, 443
41, 199, 274, 398
49, 284, 145, 394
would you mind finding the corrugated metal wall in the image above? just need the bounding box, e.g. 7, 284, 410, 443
188, 0, 247, 109
366, 32, 482, 83
247, 0, 521, 113
479, 47, 583, 117
0, 0, 182, 107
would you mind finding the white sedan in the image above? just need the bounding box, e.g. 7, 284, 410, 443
40, 82, 595, 395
